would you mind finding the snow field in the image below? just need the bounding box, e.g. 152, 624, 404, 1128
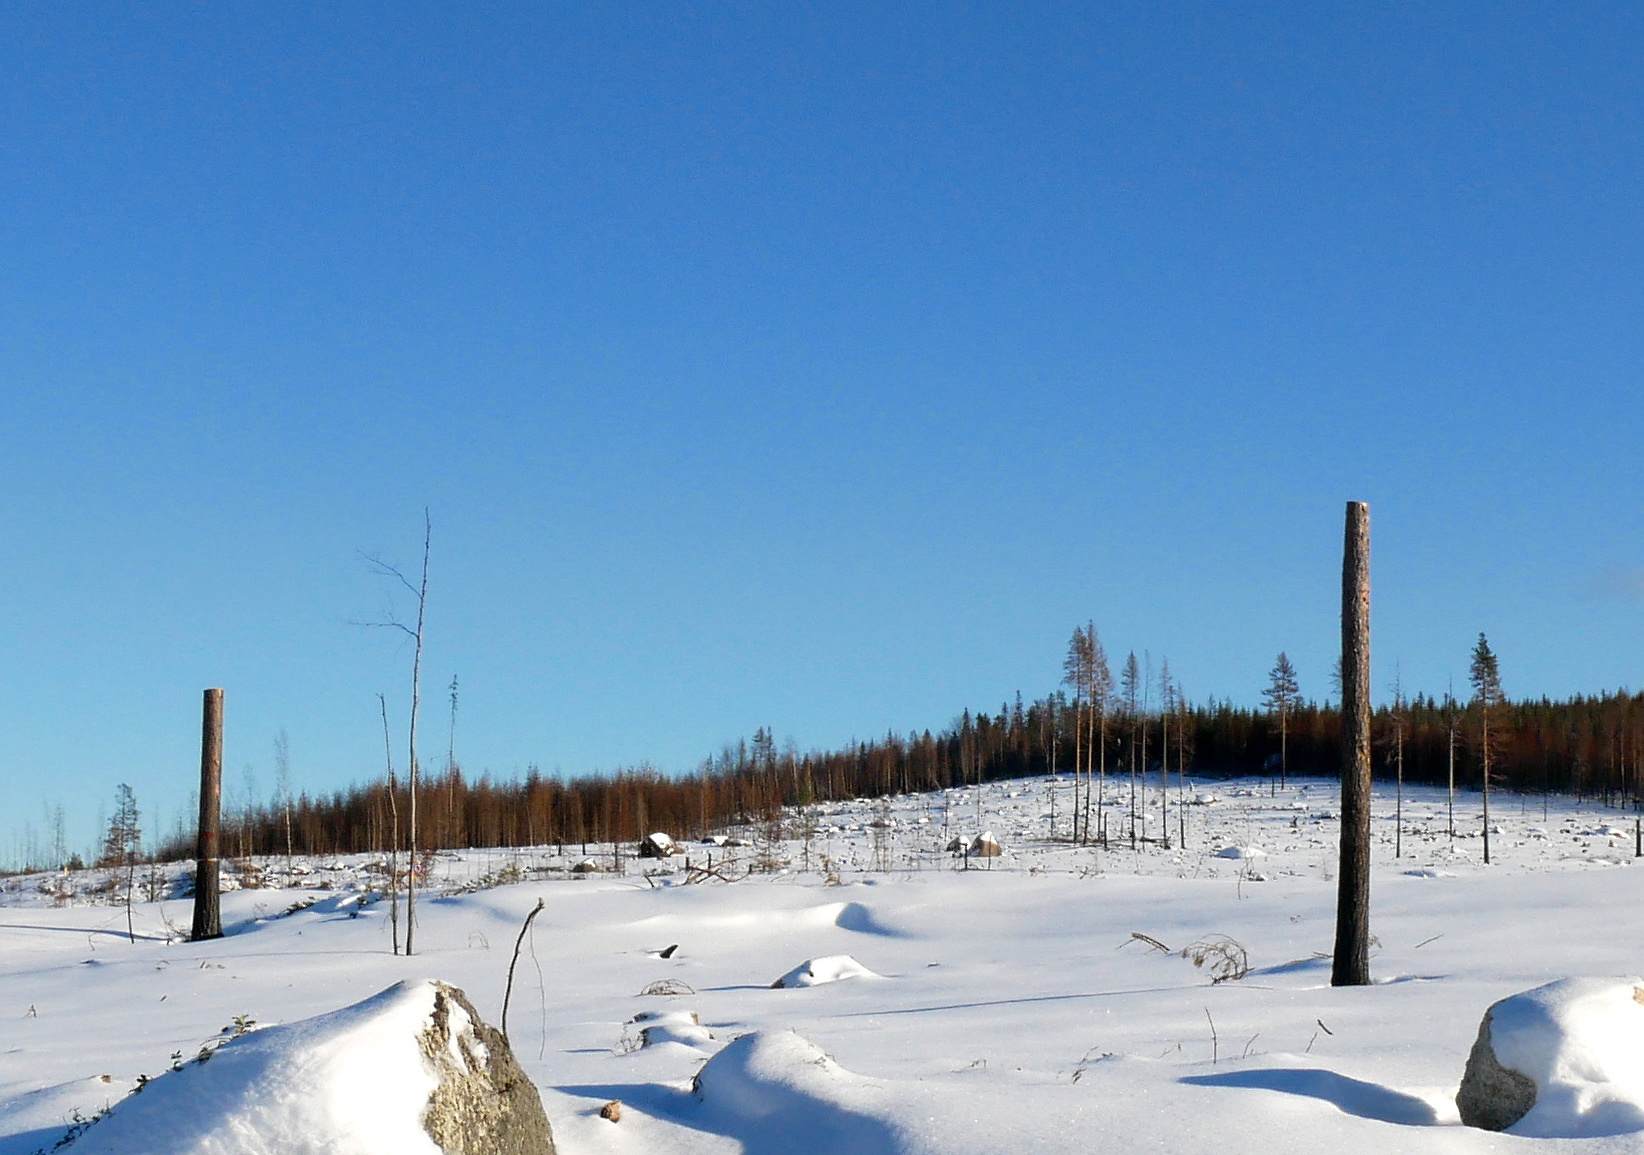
5, 776, 1644, 1154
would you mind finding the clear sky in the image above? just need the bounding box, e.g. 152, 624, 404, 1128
3, 2, 1642, 863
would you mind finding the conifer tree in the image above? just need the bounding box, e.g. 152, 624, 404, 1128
1121, 652, 1141, 846
101, 784, 141, 943
1470, 633, 1504, 864
1262, 653, 1300, 790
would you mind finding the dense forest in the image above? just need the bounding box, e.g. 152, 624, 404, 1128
144, 676, 1644, 863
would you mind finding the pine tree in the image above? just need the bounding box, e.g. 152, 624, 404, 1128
1470, 633, 1504, 865
1121, 652, 1141, 847
1262, 653, 1301, 790
101, 784, 141, 943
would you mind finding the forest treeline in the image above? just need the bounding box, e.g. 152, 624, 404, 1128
150, 685, 1644, 862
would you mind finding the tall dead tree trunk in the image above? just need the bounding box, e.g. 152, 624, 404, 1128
191, 688, 224, 942
379, 693, 401, 955
406, 514, 430, 955
1332, 501, 1372, 987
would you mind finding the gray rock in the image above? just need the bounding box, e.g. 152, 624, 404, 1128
420, 982, 556, 1155
1457, 1006, 1538, 1131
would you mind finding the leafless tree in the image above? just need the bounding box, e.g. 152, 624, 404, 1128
1087, 626, 1112, 846
378, 693, 401, 954
275, 728, 294, 877
360, 510, 431, 954
1388, 667, 1404, 858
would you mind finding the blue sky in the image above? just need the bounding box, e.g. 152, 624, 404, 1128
3, 2, 1642, 861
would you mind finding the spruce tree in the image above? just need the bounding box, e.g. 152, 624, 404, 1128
1470, 633, 1504, 864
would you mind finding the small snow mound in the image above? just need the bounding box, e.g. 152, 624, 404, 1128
1459, 976, 1644, 1137
630, 1009, 713, 1049
691, 1030, 888, 1149
771, 954, 880, 988
1215, 845, 1266, 860
1403, 868, 1453, 878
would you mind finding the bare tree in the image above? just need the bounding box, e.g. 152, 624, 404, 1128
1389, 667, 1404, 858
1062, 628, 1090, 843
1333, 501, 1372, 987
1088, 626, 1112, 847
1175, 681, 1192, 848
1060, 624, 1111, 844
1159, 659, 1174, 848
361, 511, 432, 954
378, 693, 401, 955
1445, 680, 1458, 840
446, 674, 459, 847
191, 689, 224, 942
274, 728, 294, 878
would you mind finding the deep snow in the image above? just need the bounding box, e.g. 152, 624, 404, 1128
6, 775, 1644, 1154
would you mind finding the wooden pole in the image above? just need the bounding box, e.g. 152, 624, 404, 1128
1332, 502, 1372, 987
191, 688, 224, 941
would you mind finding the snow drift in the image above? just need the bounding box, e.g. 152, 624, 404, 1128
63, 980, 553, 1155
691, 1031, 899, 1153
1458, 977, 1644, 1137
770, 954, 880, 988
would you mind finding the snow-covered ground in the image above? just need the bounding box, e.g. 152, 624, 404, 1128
5, 775, 1644, 1153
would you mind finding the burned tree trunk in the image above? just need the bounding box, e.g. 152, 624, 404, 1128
191, 687, 225, 942
1332, 502, 1372, 987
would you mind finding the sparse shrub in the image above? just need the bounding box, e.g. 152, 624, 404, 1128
638, 979, 695, 997
1181, 935, 1249, 984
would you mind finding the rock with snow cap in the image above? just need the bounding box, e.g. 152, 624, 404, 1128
64, 980, 554, 1155
1458, 977, 1644, 1136
639, 832, 680, 858
967, 831, 1003, 858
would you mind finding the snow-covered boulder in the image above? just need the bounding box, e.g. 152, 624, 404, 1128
639, 832, 679, 858
968, 831, 1002, 858
65, 980, 554, 1155
1215, 845, 1266, 860
1458, 977, 1644, 1136
771, 954, 880, 988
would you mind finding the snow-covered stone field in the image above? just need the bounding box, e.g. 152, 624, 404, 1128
6, 774, 1644, 1153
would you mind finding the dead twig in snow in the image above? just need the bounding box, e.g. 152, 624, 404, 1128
1123, 932, 1172, 953
502, 898, 545, 1042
